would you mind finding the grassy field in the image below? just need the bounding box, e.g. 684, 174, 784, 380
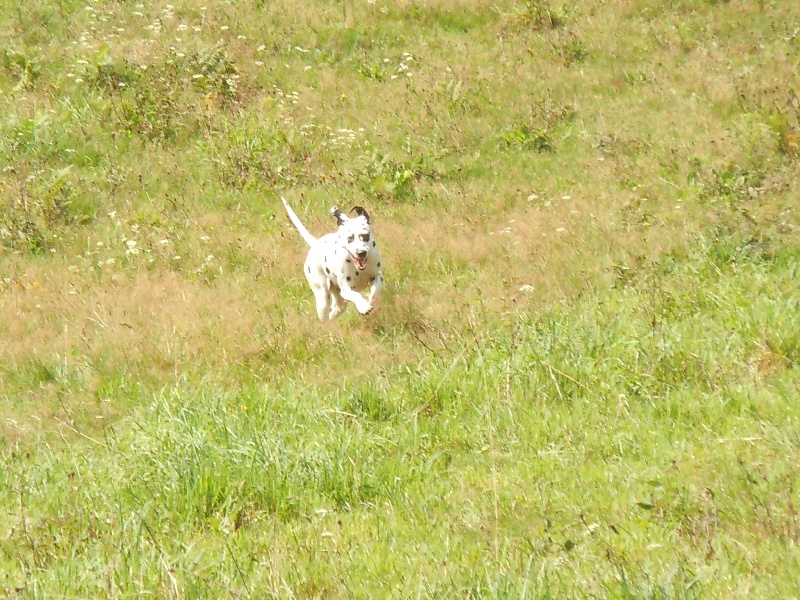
1, 0, 799, 597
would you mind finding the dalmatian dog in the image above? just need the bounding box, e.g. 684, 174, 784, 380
281, 197, 383, 321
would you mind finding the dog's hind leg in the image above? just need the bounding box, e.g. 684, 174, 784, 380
367, 273, 383, 306
328, 288, 347, 320
311, 284, 333, 321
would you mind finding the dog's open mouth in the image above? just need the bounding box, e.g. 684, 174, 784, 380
349, 252, 368, 270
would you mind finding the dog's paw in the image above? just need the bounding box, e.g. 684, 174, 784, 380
358, 302, 373, 315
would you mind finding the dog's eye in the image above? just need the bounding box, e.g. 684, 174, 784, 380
360, 234, 370, 242
347, 235, 354, 243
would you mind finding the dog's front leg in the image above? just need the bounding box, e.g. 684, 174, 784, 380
338, 285, 373, 315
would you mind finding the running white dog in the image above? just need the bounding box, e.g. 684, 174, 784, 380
281, 197, 383, 321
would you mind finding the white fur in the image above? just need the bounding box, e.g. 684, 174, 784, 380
282, 197, 383, 321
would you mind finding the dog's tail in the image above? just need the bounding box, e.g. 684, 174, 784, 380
281, 197, 317, 247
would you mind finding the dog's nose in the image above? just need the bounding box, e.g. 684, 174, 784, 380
357, 250, 367, 259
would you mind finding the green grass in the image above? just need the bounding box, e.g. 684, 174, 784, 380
3, 239, 799, 597
2, 0, 799, 597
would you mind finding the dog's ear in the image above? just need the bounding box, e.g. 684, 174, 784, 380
350, 206, 370, 224
330, 206, 347, 227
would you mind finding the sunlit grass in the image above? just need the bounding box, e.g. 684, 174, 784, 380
1, 0, 799, 597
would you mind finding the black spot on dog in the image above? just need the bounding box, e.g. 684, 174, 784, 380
377, 262, 381, 268
345, 258, 351, 263
373, 241, 376, 247
325, 267, 330, 274
346, 276, 351, 282
306, 266, 310, 274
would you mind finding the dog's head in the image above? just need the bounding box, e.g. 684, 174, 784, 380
330, 205, 373, 270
